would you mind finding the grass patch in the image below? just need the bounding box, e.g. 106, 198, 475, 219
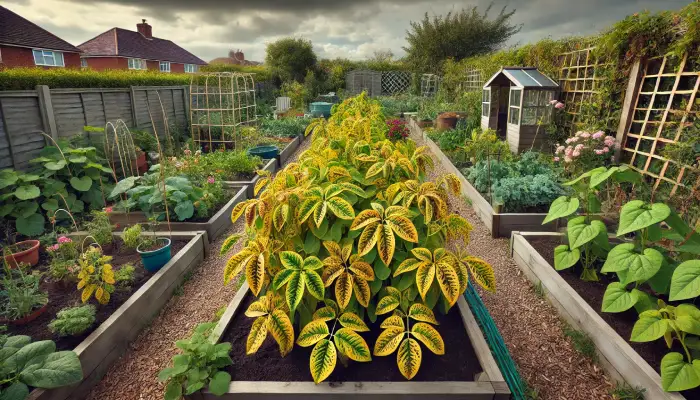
213, 306, 227, 322
533, 281, 545, 299
563, 324, 598, 363
522, 380, 540, 400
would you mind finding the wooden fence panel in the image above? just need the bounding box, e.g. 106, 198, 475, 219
0, 93, 45, 169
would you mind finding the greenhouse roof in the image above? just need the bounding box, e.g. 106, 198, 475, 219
484, 67, 559, 89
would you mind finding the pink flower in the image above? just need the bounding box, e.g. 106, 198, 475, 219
184, 149, 192, 156
595, 149, 604, 155
207, 176, 215, 184
575, 144, 584, 151
603, 147, 610, 153
549, 99, 558, 105
555, 146, 565, 154
554, 157, 560, 162
564, 156, 572, 163
57, 236, 72, 244
564, 146, 573, 156
48, 244, 59, 252
572, 150, 581, 157
580, 132, 590, 138
555, 102, 565, 109
569, 136, 579, 143
575, 131, 583, 137
104, 206, 113, 214
592, 131, 604, 139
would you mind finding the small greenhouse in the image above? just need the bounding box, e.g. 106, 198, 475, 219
481, 67, 559, 153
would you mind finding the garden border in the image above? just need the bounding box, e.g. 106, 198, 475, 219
277, 136, 301, 166
407, 118, 558, 238
224, 158, 278, 198
29, 231, 209, 400
509, 231, 685, 400
185, 282, 510, 400
108, 186, 248, 243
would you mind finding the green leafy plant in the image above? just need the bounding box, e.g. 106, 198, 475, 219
158, 323, 232, 399
0, 335, 83, 399
222, 94, 495, 383
121, 224, 143, 250
83, 210, 113, 246
260, 117, 311, 138
46, 235, 79, 282
120, 221, 160, 252
114, 263, 136, 288
165, 148, 262, 182
48, 305, 96, 337
0, 254, 48, 321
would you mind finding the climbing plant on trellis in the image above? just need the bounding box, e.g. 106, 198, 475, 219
189, 72, 257, 151
421, 74, 440, 97
621, 54, 700, 199
558, 47, 606, 127
381, 71, 411, 95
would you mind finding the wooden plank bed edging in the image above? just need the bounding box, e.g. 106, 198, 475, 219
224, 158, 278, 198
509, 232, 684, 400
29, 231, 208, 400
278, 136, 301, 166
406, 118, 557, 238
108, 186, 248, 243
190, 283, 510, 400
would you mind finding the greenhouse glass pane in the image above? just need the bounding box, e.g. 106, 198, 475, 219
522, 107, 537, 125
509, 107, 520, 125
509, 89, 521, 106
524, 91, 539, 107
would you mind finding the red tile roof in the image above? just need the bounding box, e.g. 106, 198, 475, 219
0, 6, 81, 52
79, 28, 207, 65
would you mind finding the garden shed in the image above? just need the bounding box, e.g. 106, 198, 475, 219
481, 67, 559, 153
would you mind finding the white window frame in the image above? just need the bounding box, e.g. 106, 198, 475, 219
128, 58, 146, 70
159, 61, 171, 73
80, 58, 88, 68
481, 88, 490, 118
508, 87, 522, 126
33, 49, 64, 67
184, 64, 197, 73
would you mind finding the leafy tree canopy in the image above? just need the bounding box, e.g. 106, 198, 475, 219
265, 37, 318, 83
403, 4, 521, 73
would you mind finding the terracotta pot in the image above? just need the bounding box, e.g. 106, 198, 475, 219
1, 302, 49, 326
436, 113, 459, 131
417, 119, 434, 129
136, 151, 148, 174
4, 240, 40, 268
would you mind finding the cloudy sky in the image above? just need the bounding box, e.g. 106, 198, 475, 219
3, 0, 690, 63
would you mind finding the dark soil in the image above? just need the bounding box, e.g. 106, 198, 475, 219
527, 236, 700, 398
5, 239, 188, 351
222, 294, 483, 382
186, 190, 238, 222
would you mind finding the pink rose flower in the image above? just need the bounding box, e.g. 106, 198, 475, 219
595, 149, 604, 155
575, 144, 584, 151
57, 236, 72, 244
564, 147, 573, 156
555, 102, 565, 109
570, 136, 579, 143
554, 157, 560, 162
592, 131, 604, 139
580, 132, 590, 138
555, 146, 565, 154
603, 147, 610, 153
572, 150, 581, 157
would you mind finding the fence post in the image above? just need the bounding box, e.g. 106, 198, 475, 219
129, 86, 138, 129
183, 85, 191, 131
36, 85, 58, 142
614, 60, 643, 163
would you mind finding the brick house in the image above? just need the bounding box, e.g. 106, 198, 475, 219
209, 49, 261, 66
78, 20, 207, 73
0, 5, 82, 69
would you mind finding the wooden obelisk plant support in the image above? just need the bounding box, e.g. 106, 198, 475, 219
144, 92, 173, 237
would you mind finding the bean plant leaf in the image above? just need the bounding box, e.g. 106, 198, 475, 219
208, 371, 231, 396
660, 352, 700, 392
601, 283, 640, 313
630, 316, 669, 342
309, 339, 336, 384
589, 167, 619, 189
69, 176, 93, 192
669, 260, 700, 301
543, 196, 579, 225
564, 167, 606, 186
567, 217, 603, 249
601, 243, 663, 282
14, 185, 40, 200
617, 200, 671, 236
554, 245, 580, 271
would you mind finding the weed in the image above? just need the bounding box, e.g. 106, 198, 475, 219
563, 324, 598, 363
522, 380, 540, 400
610, 382, 645, 400
213, 306, 227, 322
173, 284, 184, 297
533, 281, 545, 299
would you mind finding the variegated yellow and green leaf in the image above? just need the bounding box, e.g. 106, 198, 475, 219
313, 306, 336, 321
335, 272, 354, 309
397, 337, 421, 380
267, 309, 295, 357
339, 312, 369, 332
408, 304, 439, 325
334, 328, 371, 362
411, 323, 445, 355
373, 327, 405, 356
246, 316, 268, 354
310, 339, 337, 384
376, 295, 400, 315
380, 315, 405, 330
297, 319, 329, 347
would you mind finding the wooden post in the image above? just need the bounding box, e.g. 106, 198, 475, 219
0, 99, 17, 168
614, 60, 643, 163
36, 85, 58, 142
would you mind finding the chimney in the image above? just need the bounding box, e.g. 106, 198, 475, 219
137, 19, 152, 39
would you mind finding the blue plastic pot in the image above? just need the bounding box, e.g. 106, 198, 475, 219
137, 238, 172, 272
310, 102, 333, 118
247, 145, 279, 159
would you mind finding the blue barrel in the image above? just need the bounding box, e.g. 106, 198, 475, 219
310, 102, 333, 118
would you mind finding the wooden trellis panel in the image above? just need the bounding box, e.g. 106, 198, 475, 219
460, 67, 483, 92
621, 54, 700, 196
381, 71, 411, 95
346, 70, 382, 97
558, 47, 606, 125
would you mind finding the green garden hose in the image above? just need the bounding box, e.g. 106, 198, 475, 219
464, 282, 527, 399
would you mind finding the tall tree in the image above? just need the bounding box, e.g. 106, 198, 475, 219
403, 4, 520, 73
265, 38, 318, 83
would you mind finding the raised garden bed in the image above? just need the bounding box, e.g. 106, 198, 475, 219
185, 283, 510, 400
108, 186, 248, 243
510, 232, 687, 400
407, 118, 558, 238
277, 135, 301, 166
25, 231, 208, 400
224, 158, 278, 198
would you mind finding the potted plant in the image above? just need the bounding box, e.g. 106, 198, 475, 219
436, 111, 460, 131
3, 239, 41, 268
0, 255, 49, 325
122, 220, 172, 272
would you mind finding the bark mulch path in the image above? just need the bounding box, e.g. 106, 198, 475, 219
86, 138, 312, 400
412, 132, 614, 400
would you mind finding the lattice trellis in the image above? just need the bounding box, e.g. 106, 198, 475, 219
558, 47, 606, 126
381, 71, 411, 95
622, 54, 700, 196
421, 74, 440, 97
460, 67, 483, 92
346, 69, 382, 96
189, 72, 257, 151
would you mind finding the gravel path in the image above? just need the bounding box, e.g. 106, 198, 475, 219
86, 138, 311, 400
412, 131, 614, 400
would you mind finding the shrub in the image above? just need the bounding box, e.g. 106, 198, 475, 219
0, 68, 191, 90
114, 264, 136, 288
165, 148, 262, 182
386, 119, 409, 141
121, 224, 142, 250
84, 210, 113, 246
554, 130, 618, 177
260, 117, 311, 138
48, 305, 96, 337
462, 128, 512, 164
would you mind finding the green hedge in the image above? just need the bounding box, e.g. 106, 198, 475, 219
0, 68, 195, 90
